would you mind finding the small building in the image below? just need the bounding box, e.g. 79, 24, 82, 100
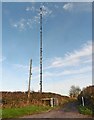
41, 98, 58, 107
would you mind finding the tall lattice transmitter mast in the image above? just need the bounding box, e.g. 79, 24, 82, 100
40, 7, 43, 93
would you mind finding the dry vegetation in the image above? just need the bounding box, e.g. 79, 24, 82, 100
1, 91, 69, 108
78, 85, 94, 116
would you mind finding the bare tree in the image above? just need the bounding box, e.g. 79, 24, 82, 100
69, 85, 81, 98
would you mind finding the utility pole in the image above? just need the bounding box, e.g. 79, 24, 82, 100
40, 7, 43, 93
27, 59, 32, 102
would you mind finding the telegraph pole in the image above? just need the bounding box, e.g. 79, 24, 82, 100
40, 7, 43, 93
27, 59, 32, 102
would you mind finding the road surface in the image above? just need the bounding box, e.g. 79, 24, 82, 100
22, 101, 92, 118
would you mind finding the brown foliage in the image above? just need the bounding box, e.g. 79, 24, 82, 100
77, 85, 94, 115
1, 91, 69, 108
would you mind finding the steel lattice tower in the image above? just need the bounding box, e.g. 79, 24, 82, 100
40, 7, 43, 93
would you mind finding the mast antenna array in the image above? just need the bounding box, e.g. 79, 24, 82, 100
40, 7, 43, 93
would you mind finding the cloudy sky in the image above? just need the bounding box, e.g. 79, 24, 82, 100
1, 2, 92, 96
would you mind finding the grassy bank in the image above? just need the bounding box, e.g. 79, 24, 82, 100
1, 105, 52, 118
78, 105, 92, 115
0, 109, 2, 118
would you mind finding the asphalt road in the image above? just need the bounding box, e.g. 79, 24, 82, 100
22, 101, 92, 118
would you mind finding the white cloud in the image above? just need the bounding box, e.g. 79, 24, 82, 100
11, 17, 39, 31
11, 4, 53, 31
11, 3, 91, 31
63, 3, 92, 12
63, 3, 73, 11
43, 65, 91, 79
26, 6, 35, 12
40, 5, 52, 17
11, 19, 27, 31
13, 41, 92, 79
50, 41, 92, 68
58, 66, 91, 76
31, 41, 92, 81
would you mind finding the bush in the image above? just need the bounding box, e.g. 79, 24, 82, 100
78, 105, 92, 115
78, 86, 94, 115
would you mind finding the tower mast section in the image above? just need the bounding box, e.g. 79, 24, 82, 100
40, 7, 43, 93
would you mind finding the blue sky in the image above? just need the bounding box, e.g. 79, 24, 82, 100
0, 1, 2, 89
1, 0, 93, 2
1, 2, 92, 96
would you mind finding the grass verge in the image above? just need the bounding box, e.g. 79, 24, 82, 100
0, 109, 2, 118
1, 105, 53, 118
78, 105, 92, 115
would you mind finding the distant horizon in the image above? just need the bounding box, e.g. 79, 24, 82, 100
1, 84, 93, 97
1, 90, 70, 96
1, 84, 93, 96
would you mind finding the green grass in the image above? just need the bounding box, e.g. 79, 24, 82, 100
1, 105, 52, 118
0, 109, 2, 118
78, 105, 92, 115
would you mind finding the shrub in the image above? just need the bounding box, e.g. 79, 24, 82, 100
78, 105, 92, 115
77, 86, 94, 116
